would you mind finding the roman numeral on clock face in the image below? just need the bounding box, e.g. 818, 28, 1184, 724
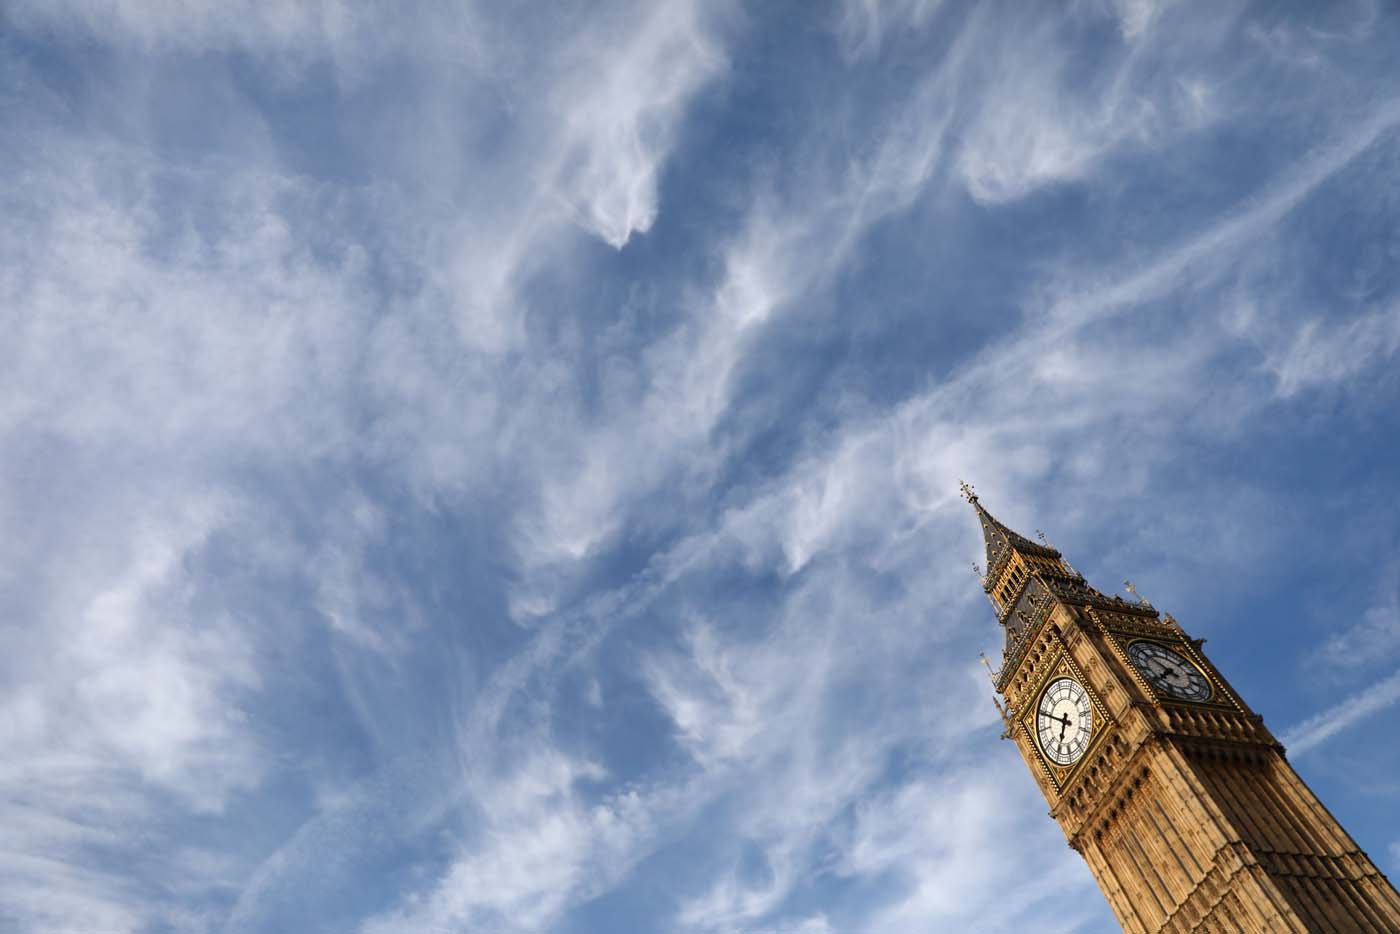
1036, 677, 1093, 765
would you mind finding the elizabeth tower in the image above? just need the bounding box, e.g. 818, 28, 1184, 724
965, 485, 1400, 932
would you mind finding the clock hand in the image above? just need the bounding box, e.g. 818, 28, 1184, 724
1152, 659, 1184, 682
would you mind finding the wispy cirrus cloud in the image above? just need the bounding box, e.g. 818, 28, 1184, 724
6, 2, 1400, 933
1262, 302, 1400, 398
1282, 668, 1400, 758
834, 0, 944, 61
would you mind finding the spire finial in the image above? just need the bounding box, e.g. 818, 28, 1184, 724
959, 479, 978, 503
1123, 579, 1151, 606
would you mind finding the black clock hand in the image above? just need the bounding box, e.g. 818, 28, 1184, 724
1039, 710, 1073, 741
1151, 659, 1183, 682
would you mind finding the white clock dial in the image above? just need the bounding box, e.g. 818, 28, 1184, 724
1127, 641, 1212, 702
1036, 677, 1093, 766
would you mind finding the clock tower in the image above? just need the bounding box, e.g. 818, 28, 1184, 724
965, 485, 1400, 932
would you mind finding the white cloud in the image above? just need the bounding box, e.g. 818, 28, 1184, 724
651, 615, 880, 932
1319, 564, 1400, 671
6, 4, 1400, 932
1245, 4, 1380, 68
1106, 0, 1172, 39
552, 0, 727, 248
1263, 303, 1400, 397
835, 0, 943, 62
474, 66, 1400, 926
1282, 667, 1400, 757
309, 491, 419, 653
764, 918, 834, 934
458, 62, 1400, 934
503, 40, 969, 585
0, 493, 261, 931
953, 3, 1238, 204
0, 852, 147, 934
837, 763, 1101, 933
504, 201, 802, 578
2, 0, 466, 78
1028, 97, 1400, 341
639, 569, 1091, 931
0, 67, 378, 932
70, 507, 258, 796
960, 80, 1137, 203
0, 156, 367, 461
640, 552, 1021, 930
18, 500, 259, 800
458, 98, 1400, 911
358, 749, 681, 934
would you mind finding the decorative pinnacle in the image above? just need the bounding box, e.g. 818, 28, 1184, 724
979, 653, 1003, 690
1123, 579, 1151, 606
990, 693, 1014, 737
959, 479, 978, 503
1036, 529, 1051, 546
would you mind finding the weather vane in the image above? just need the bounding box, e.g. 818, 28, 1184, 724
959, 479, 977, 503
1123, 579, 1151, 606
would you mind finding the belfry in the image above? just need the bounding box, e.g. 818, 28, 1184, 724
965, 484, 1400, 932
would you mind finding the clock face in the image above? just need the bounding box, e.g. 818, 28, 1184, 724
1036, 677, 1093, 766
1127, 641, 1212, 702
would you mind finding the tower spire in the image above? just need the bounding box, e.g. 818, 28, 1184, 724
965, 495, 1400, 932
961, 486, 1061, 593
962, 485, 1146, 685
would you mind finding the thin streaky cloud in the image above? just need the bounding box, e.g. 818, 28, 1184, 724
3, 3, 1400, 933
1282, 668, 1400, 758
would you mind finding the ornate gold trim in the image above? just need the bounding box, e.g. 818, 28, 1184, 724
1018, 634, 1115, 794
1103, 630, 1243, 714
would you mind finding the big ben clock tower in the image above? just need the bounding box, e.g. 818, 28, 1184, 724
964, 484, 1400, 932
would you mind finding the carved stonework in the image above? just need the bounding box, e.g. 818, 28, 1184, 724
1014, 635, 1116, 794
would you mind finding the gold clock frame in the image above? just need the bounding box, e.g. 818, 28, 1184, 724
1107, 631, 1243, 713
1018, 643, 1114, 793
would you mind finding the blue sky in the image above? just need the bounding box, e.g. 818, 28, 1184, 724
3, 1, 1400, 931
